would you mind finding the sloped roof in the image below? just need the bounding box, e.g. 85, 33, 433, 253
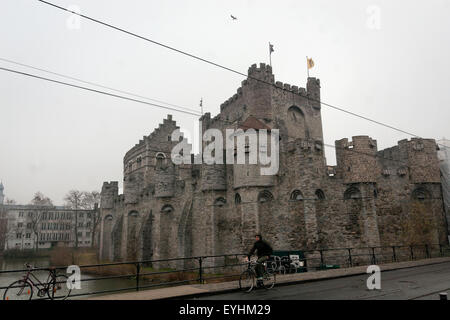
238, 116, 271, 131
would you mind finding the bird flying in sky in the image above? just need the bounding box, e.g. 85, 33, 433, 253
230, 14, 237, 21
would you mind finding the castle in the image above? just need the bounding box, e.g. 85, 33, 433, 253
98, 63, 449, 265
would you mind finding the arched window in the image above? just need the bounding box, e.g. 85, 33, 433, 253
128, 211, 139, 217
344, 186, 361, 200
235, 193, 242, 205
287, 106, 307, 139
258, 190, 274, 203
161, 204, 174, 213
412, 187, 431, 201
214, 197, 227, 207
290, 190, 304, 201
315, 189, 325, 200
104, 215, 113, 221
155, 152, 166, 168
287, 106, 305, 122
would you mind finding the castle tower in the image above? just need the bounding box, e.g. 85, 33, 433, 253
0, 182, 4, 205
99, 181, 118, 261
335, 136, 379, 183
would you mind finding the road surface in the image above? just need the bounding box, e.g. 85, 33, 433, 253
192, 261, 450, 300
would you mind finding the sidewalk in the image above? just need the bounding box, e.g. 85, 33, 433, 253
86, 256, 450, 300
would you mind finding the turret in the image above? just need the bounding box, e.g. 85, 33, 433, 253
335, 136, 379, 183
307, 77, 321, 109
100, 181, 118, 209
399, 138, 440, 183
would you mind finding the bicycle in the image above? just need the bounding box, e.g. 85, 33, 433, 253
267, 256, 286, 275
239, 259, 276, 292
3, 263, 71, 300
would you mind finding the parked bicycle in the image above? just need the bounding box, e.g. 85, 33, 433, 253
239, 260, 276, 292
3, 263, 71, 300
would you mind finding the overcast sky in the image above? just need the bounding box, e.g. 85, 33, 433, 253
0, 0, 449, 205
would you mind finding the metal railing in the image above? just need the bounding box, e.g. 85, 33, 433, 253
0, 243, 449, 299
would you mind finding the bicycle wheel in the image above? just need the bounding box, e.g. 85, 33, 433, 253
3, 280, 33, 300
48, 275, 71, 300
263, 270, 276, 289
239, 270, 255, 293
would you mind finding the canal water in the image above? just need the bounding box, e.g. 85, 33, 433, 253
0, 257, 145, 299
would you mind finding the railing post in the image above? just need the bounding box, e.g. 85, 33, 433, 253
136, 263, 140, 291
198, 257, 203, 284
425, 244, 430, 259
319, 250, 324, 266
410, 246, 414, 260
392, 246, 397, 262
347, 249, 353, 267
439, 244, 443, 257
371, 247, 376, 265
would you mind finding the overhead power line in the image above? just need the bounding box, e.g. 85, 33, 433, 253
0, 64, 427, 167
0, 66, 201, 117
37, 0, 420, 138
0, 57, 200, 114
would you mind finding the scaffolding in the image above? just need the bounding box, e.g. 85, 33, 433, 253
438, 139, 450, 243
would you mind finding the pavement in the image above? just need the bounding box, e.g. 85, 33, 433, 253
86, 256, 450, 300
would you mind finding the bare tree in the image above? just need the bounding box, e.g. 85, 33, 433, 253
5, 198, 16, 205
64, 190, 84, 248
29, 192, 53, 250
30, 211, 43, 251
81, 191, 101, 247
31, 192, 53, 206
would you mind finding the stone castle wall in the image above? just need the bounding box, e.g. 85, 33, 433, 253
98, 63, 449, 266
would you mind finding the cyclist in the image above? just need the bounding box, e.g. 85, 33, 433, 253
246, 234, 273, 287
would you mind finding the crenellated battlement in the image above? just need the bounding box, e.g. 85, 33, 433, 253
247, 62, 273, 78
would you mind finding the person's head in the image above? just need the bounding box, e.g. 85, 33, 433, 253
255, 234, 262, 241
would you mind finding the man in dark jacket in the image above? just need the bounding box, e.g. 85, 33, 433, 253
247, 234, 273, 287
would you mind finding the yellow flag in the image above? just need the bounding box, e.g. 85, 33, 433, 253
307, 57, 315, 69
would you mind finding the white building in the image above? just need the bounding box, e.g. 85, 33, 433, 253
1, 201, 97, 251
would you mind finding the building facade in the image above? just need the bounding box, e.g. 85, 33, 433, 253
0, 203, 96, 251
98, 63, 449, 265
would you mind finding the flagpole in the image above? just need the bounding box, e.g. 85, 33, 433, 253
306, 56, 309, 78
269, 42, 272, 67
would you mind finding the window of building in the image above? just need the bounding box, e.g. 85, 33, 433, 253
16, 233, 22, 239
18, 222, 23, 228
235, 193, 242, 205
214, 197, 227, 207
315, 189, 326, 200
290, 190, 303, 201
26, 233, 31, 239
258, 190, 274, 203
344, 186, 361, 200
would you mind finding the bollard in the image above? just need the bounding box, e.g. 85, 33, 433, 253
198, 257, 203, 284
392, 246, 397, 262
439, 292, 447, 300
